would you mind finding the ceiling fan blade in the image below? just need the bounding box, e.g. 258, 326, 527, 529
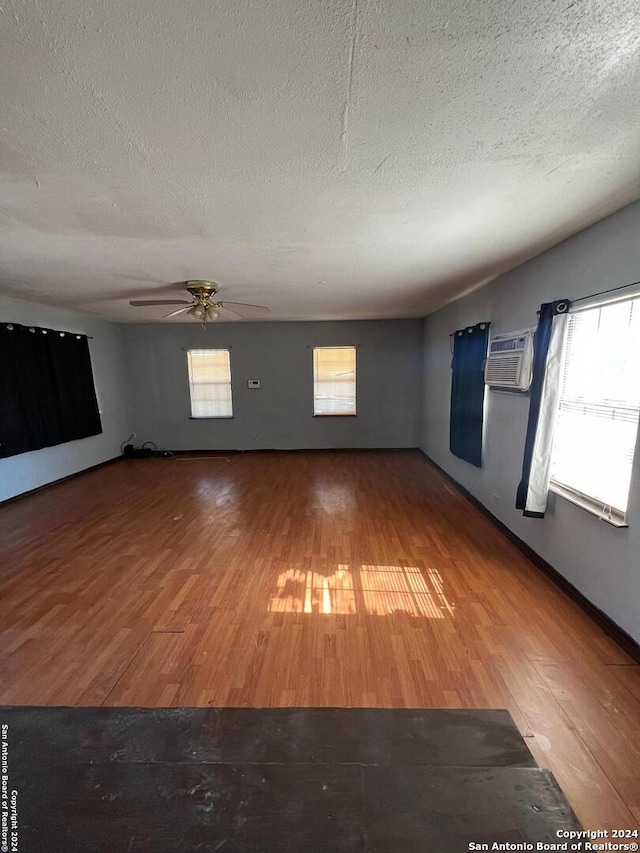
220, 301, 270, 315
163, 305, 194, 318
129, 300, 189, 307
217, 304, 243, 320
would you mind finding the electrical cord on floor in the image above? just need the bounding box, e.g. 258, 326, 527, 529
121, 436, 175, 459
120, 433, 136, 454
121, 434, 230, 461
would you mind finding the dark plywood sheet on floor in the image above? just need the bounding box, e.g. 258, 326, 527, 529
6, 706, 536, 767
1, 706, 580, 852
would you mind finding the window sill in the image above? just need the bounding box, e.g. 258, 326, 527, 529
549, 482, 628, 528
313, 413, 357, 417
189, 416, 234, 420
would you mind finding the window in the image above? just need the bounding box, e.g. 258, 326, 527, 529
313, 346, 356, 415
187, 349, 233, 418
550, 296, 640, 522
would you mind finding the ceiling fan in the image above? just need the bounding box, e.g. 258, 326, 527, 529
129, 280, 270, 323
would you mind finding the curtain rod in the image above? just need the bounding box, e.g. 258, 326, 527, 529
570, 278, 640, 307
534, 279, 640, 317
448, 321, 491, 338
3, 322, 94, 339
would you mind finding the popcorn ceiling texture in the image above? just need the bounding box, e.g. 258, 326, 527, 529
1, 0, 640, 322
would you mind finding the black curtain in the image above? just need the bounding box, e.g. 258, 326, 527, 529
0, 323, 102, 459
449, 322, 490, 467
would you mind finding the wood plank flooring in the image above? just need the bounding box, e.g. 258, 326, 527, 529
0, 450, 638, 829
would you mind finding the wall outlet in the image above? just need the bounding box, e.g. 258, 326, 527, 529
247, 379, 261, 389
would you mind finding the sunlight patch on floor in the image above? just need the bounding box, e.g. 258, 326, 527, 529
268, 565, 454, 617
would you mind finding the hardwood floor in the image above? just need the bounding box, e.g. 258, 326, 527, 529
0, 450, 638, 829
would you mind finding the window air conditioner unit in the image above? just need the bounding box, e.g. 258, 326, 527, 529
484, 329, 535, 391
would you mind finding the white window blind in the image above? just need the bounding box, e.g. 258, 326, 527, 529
313, 347, 356, 416
187, 349, 233, 418
550, 297, 640, 517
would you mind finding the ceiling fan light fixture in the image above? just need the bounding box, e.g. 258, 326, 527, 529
205, 305, 220, 322
188, 305, 206, 320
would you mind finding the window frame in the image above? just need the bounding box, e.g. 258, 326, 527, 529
548, 292, 640, 527
186, 348, 234, 419
312, 345, 357, 417
548, 481, 629, 528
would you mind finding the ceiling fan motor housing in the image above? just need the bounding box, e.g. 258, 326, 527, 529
186, 281, 219, 299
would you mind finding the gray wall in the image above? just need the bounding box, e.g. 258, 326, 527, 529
124, 320, 423, 450
0, 294, 131, 502
3, 202, 638, 643
420, 199, 640, 644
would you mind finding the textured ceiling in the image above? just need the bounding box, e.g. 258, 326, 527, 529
2, 0, 640, 323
